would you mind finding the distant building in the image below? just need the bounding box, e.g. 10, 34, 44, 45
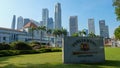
47, 17, 54, 30
17, 16, 24, 30
88, 19, 95, 34
11, 15, 16, 29
69, 16, 78, 36
99, 20, 109, 38
24, 18, 30, 26
54, 3, 62, 29
42, 8, 49, 28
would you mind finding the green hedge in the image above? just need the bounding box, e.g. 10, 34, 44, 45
0, 48, 62, 57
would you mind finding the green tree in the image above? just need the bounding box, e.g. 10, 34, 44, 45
61, 28, 67, 37
114, 26, 120, 40
37, 26, 46, 41
29, 27, 36, 41
72, 33, 79, 37
113, 0, 120, 21
46, 29, 52, 45
88, 32, 96, 37
79, 30, 86, 37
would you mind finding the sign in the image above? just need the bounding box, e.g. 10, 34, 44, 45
62, 37, 105, 64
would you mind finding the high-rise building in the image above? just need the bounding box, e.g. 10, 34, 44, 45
88, 19, 95, 34
42, 8, 49, 28
11, 15, 16, 29
17, 16, 24, 30
24, 18, 30, 26
47, 17, 54, 30
54, 3, 61, 29
69, 16, 78, 36
99, 20, 109, 38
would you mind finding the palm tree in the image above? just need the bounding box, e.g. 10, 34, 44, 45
29, 27, 36, 41
88, 32, 96, 37
61, 28, 67, 38
37, 26, 46, 41
46, 29, 52, 46
79, 30, 86, 37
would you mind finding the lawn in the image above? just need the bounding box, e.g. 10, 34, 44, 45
0, 48, 120, 68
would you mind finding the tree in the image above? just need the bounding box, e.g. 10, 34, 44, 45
88, 32, 96, 37
113, 0, 120, 21
72, 33, 79, 37
37, 26, 46, 41
79, 30, 86, 37
61, 28, 67, 37
29, 27, 36, 41
114, 26, 120, 40
46, 29, 52, 46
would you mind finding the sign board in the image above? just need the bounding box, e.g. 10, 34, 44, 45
63, 37, 105, 64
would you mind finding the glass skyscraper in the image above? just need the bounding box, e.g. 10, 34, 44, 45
17, 16, 24, 30
54, 3, 61, 29
11, 15, 16, 29
88, 18, 95, 34
42, 8, 49, 28
69, 16, 78, 36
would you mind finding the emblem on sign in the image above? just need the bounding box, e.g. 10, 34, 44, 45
80, 43, 89, 51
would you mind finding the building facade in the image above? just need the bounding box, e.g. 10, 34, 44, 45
69, 16, 78, 36
24, 18, 30, 26
47, 17, 54, 30
17, 16, 24, 30
88, 19, 95, 34
42, 8, 49, 28
99, 20, 109, 38
54, 3, 61, 29
11, 15, 16, 29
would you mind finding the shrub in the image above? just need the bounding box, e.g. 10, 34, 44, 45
30, 41, 41, 49
0, 50, 20, 57
51, 48, 62, 52
0, 43, 11, 50
10, 41, 32, 50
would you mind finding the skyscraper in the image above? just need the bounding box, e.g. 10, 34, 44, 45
42, 8, 49, 28
99, 20, 109, 38
47, 17, 54, 30
69, 16, 78, 36
17, 16, 24, 30
54, 3, 61, 29
88, 19, 95, 34
24, 18, 30, 26
11, 15, 16, 29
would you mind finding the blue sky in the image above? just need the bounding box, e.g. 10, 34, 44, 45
0, 0, 120, 37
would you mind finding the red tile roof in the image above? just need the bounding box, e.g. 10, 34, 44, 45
24, 21, 37, 28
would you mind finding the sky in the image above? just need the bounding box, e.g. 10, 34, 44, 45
0, 0, 120, 37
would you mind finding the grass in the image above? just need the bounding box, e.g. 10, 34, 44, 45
0, 47, 120, 68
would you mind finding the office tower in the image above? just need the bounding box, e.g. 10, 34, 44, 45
24, 18, 30, 26
54, 3, 61, 29
42, 8, 49, 28
99, 20, 109, 38
47, 17, 54, 30
40, 21, 44, 26
11, 15, 16, 29
69, 16, 78, 36
17, 16, 24, 30
88, 19, 95, 34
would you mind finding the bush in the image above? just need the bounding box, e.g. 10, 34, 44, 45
51, 48, 62, 52
0, 50, 20, 57
19, 50, 39, 54
30, 41, 41, 50
10, 41, 32, 50
0, 43, 11, 50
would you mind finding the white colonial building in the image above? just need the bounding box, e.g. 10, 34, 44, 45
0, 21, 41, 43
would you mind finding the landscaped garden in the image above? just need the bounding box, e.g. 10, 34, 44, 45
0, 47, 120, 68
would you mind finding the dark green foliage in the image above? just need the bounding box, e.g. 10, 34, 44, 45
0, 43, 11, 50
114, 26, 120, 40
113, 0, 120, 21
0, 48, 62, 57
30, 41, 41, 49
10, 41, 32, 50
